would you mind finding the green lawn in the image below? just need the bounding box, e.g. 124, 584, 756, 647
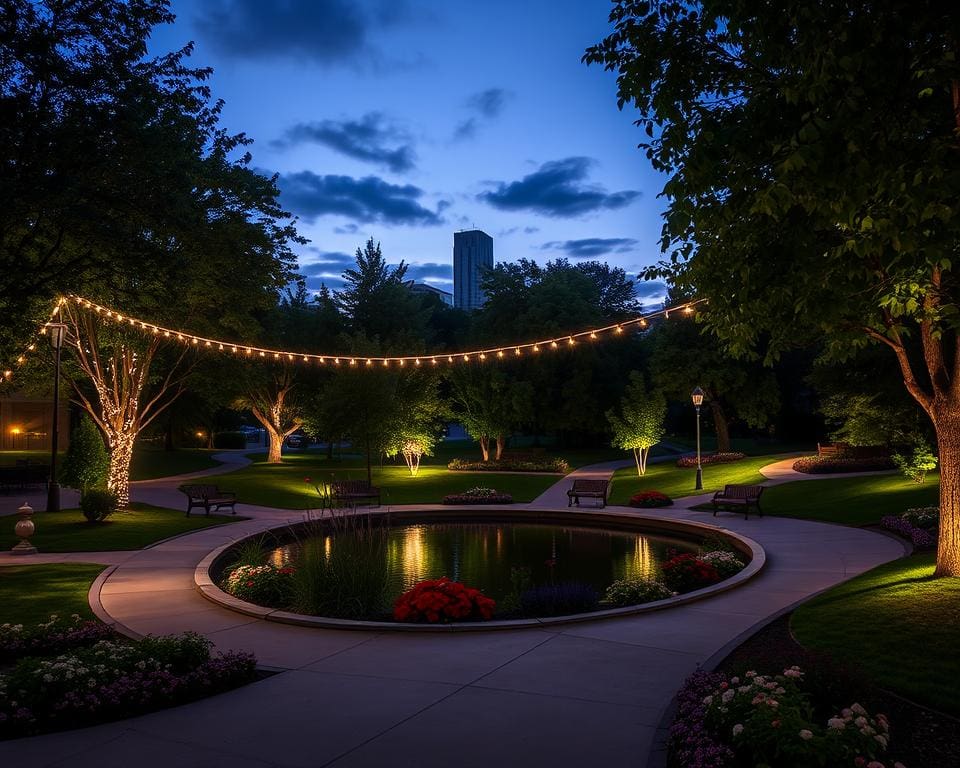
608, 454, 793, 504
792, 553, 960, 716
129, 447, 222, 480
0, 564, 105, 625
10, 503, 242, 552
764, 472, 939, 526
219, 454, 559, 509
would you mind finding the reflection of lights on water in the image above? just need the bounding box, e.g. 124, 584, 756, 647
270, 548, 288, 567
398, 525, 428, 586
324, 536, 332, 561
623, 536, 655, 580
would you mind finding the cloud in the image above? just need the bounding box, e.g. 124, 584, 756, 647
403, 262, 453, 284
541, 237, 638, 259
453, 87, 511, 141
634, 279, 668, 300
334, 224, 360, 235
300, 251, 355, 276
524, 226, 540, 234
278, 171, 444, 226
192, 0, 415, 66
273, 113, 416, 173
478, 157, 640, 217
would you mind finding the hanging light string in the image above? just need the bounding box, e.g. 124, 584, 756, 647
4, 295, 706, 377
1, 297, 67, 382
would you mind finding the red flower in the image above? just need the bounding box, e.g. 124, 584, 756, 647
393, 577, 496, 623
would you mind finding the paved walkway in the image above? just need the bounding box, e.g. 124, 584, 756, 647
0, 457, 908, 768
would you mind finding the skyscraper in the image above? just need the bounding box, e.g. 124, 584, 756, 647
453, 229, 493, 310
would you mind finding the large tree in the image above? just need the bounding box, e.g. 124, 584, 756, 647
607, 372, 666, 475
586, 1, 960, 574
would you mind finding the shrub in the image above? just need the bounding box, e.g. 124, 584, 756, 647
676, 452, 746, 468
792, 456, 896, 474
629, 490, 673, 507
0, 633, 256, 739
393, 577, 495, 623
79, 488, 118, 522
61, 416, 109, 492
519, 582, 599, 617
442, 486, 514, 504
213, 431, 246, 449
447, 457, 571, 473
223, 564, 294, 606
603, 577, 674, 607
893, 439, 938, 483
670, 666, 905, 768
901, 506, 938, 529
0, 614, 114, 663
661, 553, 721, 593
880, 516, 936, 549
700, 550, 747, 579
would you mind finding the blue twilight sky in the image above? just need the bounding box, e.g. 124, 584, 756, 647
149, 0, 670, 304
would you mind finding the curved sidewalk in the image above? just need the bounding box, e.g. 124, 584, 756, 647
0, 462, 907, 768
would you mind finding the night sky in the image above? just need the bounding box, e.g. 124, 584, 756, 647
149, 0, 669, 304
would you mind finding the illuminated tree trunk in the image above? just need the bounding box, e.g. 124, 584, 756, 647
61, 302, 189, 509
495, 434, 506, 461
934, 413, 960, 576
633, 446, 650, 476
479, 435, 490, 461
246, 371, 302, 465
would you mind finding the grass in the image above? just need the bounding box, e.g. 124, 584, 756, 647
608, 454, 792, 504
218, 453, 559, 509
10, 503, 242, 552
129, 447, 222, 480
791, 553, 960, 716
763, 473, 939, 526
0, 564, 106, 625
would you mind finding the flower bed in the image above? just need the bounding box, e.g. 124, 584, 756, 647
0, 614, 115, 664
0, 632, 256, 739
393, 577, 495, 622
603, 577, 674, 607
661, 553, 722, 593
792, 456, 896, 474
223, 563, 296, 605
447, 457, 570, 473
629, 490, 673, 507
676, 452, 746, 468
700, 550, 747, 579
669, 666, 906, 768
879, 506, 938, 549
441, 486, 514, 504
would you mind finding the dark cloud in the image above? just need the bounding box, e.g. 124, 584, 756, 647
403, 262, 453, 283
334, 224, 360, 235
273, 113, 416, 173
278, 171, 444, 226
478, 157, 640, 217
192, 0, 414, 66
634, 279, 668, 300
541, 237, 638, 259
524, 226, 540, 234
452, 87, 511, 141
300, 251, 355, 277
468, 88, 510, 119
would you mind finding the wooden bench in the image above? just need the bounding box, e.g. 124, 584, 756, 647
567, 478, 610, 508
817, 442, 850, 458
330, 479, 380, 507
712, 484, 764, 520
178, 484, 237, 517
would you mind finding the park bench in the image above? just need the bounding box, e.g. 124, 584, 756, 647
817, 442, 850, 458
330, 479, 380, 508
712, 484, 765, 520
178, 484, 237, 517
567, 478, 610, 508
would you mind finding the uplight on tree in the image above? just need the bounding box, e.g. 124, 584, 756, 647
606, 372, 666, 476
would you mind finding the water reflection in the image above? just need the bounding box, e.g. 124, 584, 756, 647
271, 521, 696, 603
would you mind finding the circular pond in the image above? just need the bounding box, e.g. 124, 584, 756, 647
261, 517, 701, 612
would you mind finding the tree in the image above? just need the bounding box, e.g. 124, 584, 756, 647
382, 373, 446, 476
647, 319, 780, 451
586, 1, 960, 574
607, 372, 666, 475
235, 366, 303, 464
449, 367, 533, 461
61, 414, 109, 492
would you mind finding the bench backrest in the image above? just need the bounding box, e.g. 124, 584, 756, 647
180, 484, 221, 498
570, 479, 609, 492
722, 484, 764, 500
332, 479, 376, 493
817, 442, 850, 457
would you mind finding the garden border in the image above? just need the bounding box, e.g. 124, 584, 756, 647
193, 507, 766, 632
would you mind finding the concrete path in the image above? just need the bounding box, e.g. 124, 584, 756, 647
759, 456, 898, 482
0, 457, 909, 768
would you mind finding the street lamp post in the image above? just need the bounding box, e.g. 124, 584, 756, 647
691, 386, 705, 491
46, 323, 67, 513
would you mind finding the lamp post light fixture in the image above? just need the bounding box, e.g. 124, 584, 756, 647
46, 322, 67, 514
691, 386, 705, 491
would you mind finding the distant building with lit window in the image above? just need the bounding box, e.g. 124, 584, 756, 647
453, 229, 493, 311
405, 281, 453, 306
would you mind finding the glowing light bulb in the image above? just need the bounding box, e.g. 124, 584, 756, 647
463, 354, 469, 362
497, 350, 504, 358
551, 341, 558, 348
533, 345, 540, 353
415, 359, 421, 365
590, 332, 597, 339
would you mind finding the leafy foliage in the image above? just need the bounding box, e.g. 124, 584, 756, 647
61, 416, 108, 492
607, 371, 666, 474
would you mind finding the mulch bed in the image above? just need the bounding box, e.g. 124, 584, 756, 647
716, 614, 960, 767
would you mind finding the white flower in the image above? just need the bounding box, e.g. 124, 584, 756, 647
827, 718, 846, 730
799, 729, 813, 741
732, 724, 744, 737
850, 702, 867, 716
702, 695, 714, 705
722, 689, 735, 703
730, 676, 740, 685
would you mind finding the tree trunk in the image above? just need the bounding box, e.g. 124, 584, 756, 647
479, 435, 490, 462
106, 431, 136, 509
933, 410, 960, 576
495, 434, 506, 461
633, 447, 642, 476
709, 401, 731, 453
634, 446, 649, 475
266, 427, 283, 463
